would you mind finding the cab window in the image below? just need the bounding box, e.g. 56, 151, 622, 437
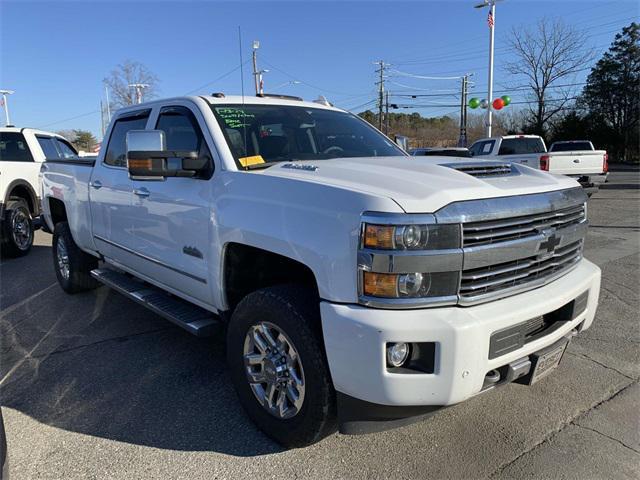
155, 106, 213, 178
104, 110, 150, 167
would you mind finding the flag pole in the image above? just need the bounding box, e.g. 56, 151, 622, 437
486, 1, 496, 137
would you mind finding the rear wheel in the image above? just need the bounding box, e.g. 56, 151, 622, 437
1, 199, 33, 257
52, 222, 100, 293
227, 285, 336, 447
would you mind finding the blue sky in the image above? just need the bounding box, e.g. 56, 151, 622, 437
1, 0, 637, 138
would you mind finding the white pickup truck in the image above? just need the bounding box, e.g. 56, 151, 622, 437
0, 127, 79, 256
41, 95, 601, 447
469, 135, 608, 195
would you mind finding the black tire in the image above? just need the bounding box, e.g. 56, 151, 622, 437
1, 199, 33, 257
227, 285, 336, 448
52, 221, 100, 293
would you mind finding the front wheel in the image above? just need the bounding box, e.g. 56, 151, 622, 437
227, 285, 336, 448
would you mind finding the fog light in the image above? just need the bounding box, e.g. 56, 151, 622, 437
387, 342, 410, 368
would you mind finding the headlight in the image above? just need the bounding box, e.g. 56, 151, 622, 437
363, 223, 460, 250
359, 216, 462, 308
362, 271, 460, 299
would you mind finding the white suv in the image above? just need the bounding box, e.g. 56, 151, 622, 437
0, 127, 78, 256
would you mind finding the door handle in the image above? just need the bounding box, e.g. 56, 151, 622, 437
133, 187, 150, 198
90, 180, 102, 189
573, 159, 580, 163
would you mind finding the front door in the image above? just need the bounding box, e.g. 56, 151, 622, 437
129, 104, 214, 305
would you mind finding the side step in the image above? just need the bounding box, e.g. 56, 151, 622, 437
91, 268, 220, 337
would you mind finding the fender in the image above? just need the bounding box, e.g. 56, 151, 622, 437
3, 179, 40, 216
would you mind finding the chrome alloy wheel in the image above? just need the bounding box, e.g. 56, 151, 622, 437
243, 322, 306, 419
11, 210, 32, 250
56, 236, 70, 281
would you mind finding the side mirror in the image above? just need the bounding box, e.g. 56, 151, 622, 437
394, 135, 409, 152
126, 130, 206, 179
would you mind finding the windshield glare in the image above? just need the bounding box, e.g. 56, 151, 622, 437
211, 104, 404, 166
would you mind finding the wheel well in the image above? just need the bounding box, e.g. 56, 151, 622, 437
224, 243, 318, 311
8, 184, 36, 215
48, 198, 68, 225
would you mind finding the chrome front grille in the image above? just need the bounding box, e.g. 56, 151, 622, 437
460, 240, 583, 303
463, 204, 585, 247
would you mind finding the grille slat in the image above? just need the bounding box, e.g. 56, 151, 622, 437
460, 240, 583, 299
463, 204, 585, 247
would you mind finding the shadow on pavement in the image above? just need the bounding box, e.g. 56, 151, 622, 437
1, 243, 284, 457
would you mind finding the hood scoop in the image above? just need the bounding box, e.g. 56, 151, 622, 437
444, 162, 515, 178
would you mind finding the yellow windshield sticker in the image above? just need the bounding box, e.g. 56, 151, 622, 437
239, 155, 265, 167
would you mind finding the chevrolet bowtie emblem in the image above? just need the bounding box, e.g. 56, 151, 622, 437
538, 228, 561, 254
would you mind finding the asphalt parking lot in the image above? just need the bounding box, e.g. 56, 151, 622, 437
1, 168, 638, 479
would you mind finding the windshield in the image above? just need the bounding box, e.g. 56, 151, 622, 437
211, 104, 405, 168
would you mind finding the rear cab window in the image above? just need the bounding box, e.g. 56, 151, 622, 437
37, 136, 79, 159
0, 132, 34, 162
550, 142, 593, 152
498, 138, 545, 155
104, 110, 151, 167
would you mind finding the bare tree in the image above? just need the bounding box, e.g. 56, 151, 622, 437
104, 60, 159, 108
505, 19, 594, 136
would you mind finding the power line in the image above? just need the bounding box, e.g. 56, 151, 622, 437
37, 110, 101, 129
183, 61, 251, 95
260, 56, 362, 96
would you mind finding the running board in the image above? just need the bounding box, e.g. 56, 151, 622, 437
91, 268, 220, 337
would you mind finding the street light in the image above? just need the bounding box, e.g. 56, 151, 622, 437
474, 0, 503, 137
0, 89, 15, 126
128, 83, 149, 104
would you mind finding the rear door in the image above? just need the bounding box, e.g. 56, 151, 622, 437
469, 139, 496, 157
89, 110, 150, 259
129, 104, 214, 304
0, 131, 39, 210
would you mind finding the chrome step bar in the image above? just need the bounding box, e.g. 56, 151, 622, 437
91, 268, 220, 337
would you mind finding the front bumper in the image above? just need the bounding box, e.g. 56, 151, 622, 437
321, 258, 601, 408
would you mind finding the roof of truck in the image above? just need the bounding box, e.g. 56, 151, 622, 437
202, 94, 343, 111
0, 126, 68, 137
114, 94, 345, 117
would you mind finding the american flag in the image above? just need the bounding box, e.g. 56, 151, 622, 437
487, 11, 494, 28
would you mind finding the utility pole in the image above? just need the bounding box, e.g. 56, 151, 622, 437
374, 61, 388, 131
128, 83, 149, 104
252, 40, 268, 95
0, 89, 15, 126
100, 100, 105, 137
458, 74, 471, 147
252, 41, 260, 95
104, 85, 112, 123
474, 0, 500, 137
385, 91, 390, 135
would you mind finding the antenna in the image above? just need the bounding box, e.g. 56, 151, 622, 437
238, 26, 249, 169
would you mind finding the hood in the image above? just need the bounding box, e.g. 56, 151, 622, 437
261, 156, 580, 213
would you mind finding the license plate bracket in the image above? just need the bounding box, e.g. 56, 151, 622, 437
528, 338, 569, 385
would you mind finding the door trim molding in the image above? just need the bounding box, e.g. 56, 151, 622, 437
93, 235, 207, 284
